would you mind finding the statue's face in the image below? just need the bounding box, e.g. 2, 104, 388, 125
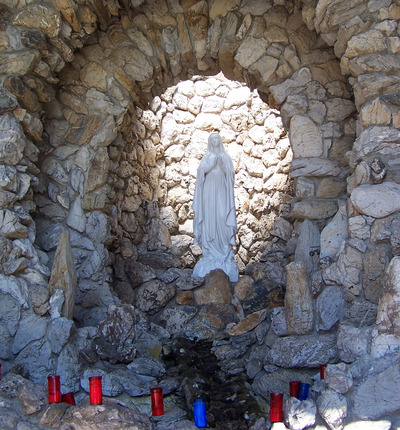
209, 134, 221, 152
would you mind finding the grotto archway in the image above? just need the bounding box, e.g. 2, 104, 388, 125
29, 0, 358, 327
1, 0, 400, 425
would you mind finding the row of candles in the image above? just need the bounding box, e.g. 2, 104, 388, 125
48, 375, 102, 405
41, 364, 327, 427
47, 374, 207, 428
270, 364, 327, 423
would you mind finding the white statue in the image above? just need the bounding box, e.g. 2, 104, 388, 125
192, 132, 239, 282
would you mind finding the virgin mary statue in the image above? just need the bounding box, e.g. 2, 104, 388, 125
192, 132, 239, 282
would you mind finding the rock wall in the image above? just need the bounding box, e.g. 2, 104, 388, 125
1, 0, 400, 427
109, 74, 294, 313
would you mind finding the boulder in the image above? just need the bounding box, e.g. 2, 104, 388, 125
48, 230, 77, 320
317, 389, 347, 430
93, 304, 137, 364
58, 399, 151, 430
194, 269, 232, 305
285, 261, 313, 335
267, 333, 337, 367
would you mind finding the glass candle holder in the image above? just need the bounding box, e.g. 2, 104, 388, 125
270, 392, 283, 406
89, 376, 102, 405
298, 382, 310, 401
270, 393, 283, 423
62, 392, 76, 405
320, 364, 327, 380
270, 406, 283, 422
47, 375, 61, 403
193, 397, 207, 428
289, 381, 300, 398
150, 387, 164, 416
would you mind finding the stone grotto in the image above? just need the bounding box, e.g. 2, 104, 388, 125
1, 0, 400, 428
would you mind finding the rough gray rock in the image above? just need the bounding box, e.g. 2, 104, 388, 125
11, 312, 48, 355
58, 400, 152, 430
316, 286, 345, 332
135, 280, 176, 315
285, 261, 313, 335
81, 369, 123, 397
267, 334, 338, 368
93, 304, 137, 364
337, 325, 372, 363
47, 317, 74, 354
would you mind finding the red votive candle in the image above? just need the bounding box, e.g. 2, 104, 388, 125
62, 392, 76, 405
47, 375, 61, 403
270, 406, 284, 422
320, 365, 327, 380
270, 392, 283, 405
89, 376, 102, 405
289, 381, 300, 398
151, 387, 164, 416
270, 393, 283, 422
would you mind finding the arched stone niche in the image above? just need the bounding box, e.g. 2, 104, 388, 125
1, 0, 400, 416
28, 0, 359, 325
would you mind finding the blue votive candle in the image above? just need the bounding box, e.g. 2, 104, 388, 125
298, 382, 310, 401
193, 397, 207, 428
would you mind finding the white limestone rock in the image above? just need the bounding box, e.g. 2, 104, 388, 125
250, 54, 279, 84
49, 289, 65, 319
224, 86, 252, 109
348, 215, 370, 240
372, 256, 400, 357
353, 359, 400, 419
323, 243, 363, 299
295, 177, 315, 199
290, 113, 318, 153
324, 363, 353, 394
290, 158, 342, 178
317, 389, 347, 430
352, 126, 400, 160
350, 182, 400, 218
292, 199, 338, 221
325, 98, 356, 122
345, 29, 387, 59
234, 37, 268, 68
193, 112, 223, 131
285, 397, 316, 430
320, 203, 348, 260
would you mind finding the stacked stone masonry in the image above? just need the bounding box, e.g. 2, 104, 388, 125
1, 0, 400, 428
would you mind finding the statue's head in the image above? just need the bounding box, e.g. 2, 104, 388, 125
208, 132, 223, 153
